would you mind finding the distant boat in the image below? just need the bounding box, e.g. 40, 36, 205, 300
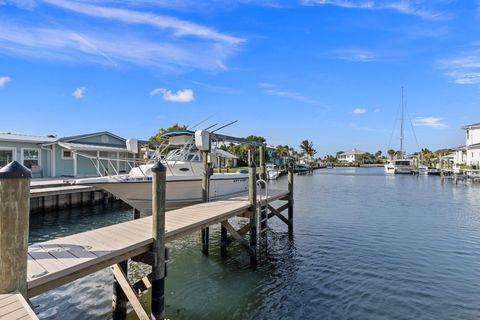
418, 164, 428, 175
266, 163, 281, 180
385, 88, 415, 175
295, 164, 312, 174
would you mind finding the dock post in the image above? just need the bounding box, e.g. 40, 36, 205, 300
0, 161, 31, 298
248, 162, 258, 264
288, 163, 294, 235
201, 150, 210, 255
259, 145, 267, 181
151, 162, 167, 319
133, 208, 140, 220
112, 260, 128, 319
220, 223, 228, 257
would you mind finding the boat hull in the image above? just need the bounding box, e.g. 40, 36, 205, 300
88, 175, 248, 214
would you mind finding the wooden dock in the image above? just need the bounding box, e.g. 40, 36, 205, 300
0, 292, 38, 320
1, 139, 295, 319
29, 185, 113, 214
27, 190, 289, 297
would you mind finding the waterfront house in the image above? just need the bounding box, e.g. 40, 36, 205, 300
266, 145, 289, 167
0, 131, 136, 178
337, 148, 367, 163
453, 122, 480, 168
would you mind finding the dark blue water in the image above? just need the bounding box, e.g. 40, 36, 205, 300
30, 168, 480, 319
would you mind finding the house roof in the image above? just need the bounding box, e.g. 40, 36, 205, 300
339, 148, 367, 156
468, 142, 480, 149
58, 142, 130, 152
462, 123, 480, 130
59, 131, 125, 142
0, 132, 58, 143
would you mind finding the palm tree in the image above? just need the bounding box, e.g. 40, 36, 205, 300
299, 140, 317, 158
275, 145, 290, 158
387, 149, 396, 160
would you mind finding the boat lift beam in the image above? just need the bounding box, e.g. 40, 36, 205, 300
211, 133, 265, 147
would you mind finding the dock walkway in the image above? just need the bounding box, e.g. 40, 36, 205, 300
27, 190, 289, 297
0, 292, 38, 320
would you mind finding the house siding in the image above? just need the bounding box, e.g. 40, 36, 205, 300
0, 141, 50, 177
70, 134, 125, 146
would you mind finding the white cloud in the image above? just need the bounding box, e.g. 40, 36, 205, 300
301, 0, 450, 20
412, 117, 447, 128
256, 82, 318, 105
0, 76, 11, 88
150, 87, 194, 103
0, 1, 244, 72
257, 82, 274, 88
352, 108, 367, 114
439, 48, 480, 85
374, 108, 381, 112
334, 49, 377, 62
40, 0, 244, 45
73, 86, 86, 99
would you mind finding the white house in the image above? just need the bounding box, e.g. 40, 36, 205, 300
453, 122, 480, 168
337, 148, 367, 163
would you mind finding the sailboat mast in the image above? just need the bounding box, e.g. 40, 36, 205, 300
400, 87, 405, 159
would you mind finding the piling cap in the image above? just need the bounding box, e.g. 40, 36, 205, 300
0, 161, 32, 179
151, 161, 166, 173
249, 162, 256, 168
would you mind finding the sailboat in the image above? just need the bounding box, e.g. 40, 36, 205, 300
385, 88, 415, 174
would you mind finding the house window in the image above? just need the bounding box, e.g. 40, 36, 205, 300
22, 149, 40, 169
467, 130, 469, 140
62, 150, 73, 159
0, 149, 14, 168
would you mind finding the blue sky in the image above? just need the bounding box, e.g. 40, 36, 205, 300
1, 0, 480, 156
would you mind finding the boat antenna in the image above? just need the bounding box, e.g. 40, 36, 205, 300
400, 87, 405, 159
211, 120, 238, 133
204, 123, 219, 131
189, 113, 217, 130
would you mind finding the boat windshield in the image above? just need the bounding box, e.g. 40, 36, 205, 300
394, 160, 411, 166
165, 149, 200, 161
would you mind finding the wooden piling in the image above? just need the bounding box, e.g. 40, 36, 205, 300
201, 150, 210, 255
259, 145, 267, 181
220, 223, 228, 257
288, 163, 294, 235
248, 162, 258, 264
0, 161, 31, 298
133, 208, 141, 220
112, 260, 128, 319
151, 162, 166, 320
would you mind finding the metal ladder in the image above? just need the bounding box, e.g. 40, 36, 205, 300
256, 179, 269, 234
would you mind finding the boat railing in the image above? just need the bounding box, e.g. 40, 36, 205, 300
75, 151, 142, 177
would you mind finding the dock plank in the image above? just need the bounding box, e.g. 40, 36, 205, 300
0, 292, 38, 320
27, 190, 289, 297
30, 185, 97, 198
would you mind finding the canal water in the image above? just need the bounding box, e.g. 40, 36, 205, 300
30, 168, 480, 319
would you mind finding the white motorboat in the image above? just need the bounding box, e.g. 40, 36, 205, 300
266, 163, 280, 180
418, 165, 429, 175
73, 130, 250, 214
